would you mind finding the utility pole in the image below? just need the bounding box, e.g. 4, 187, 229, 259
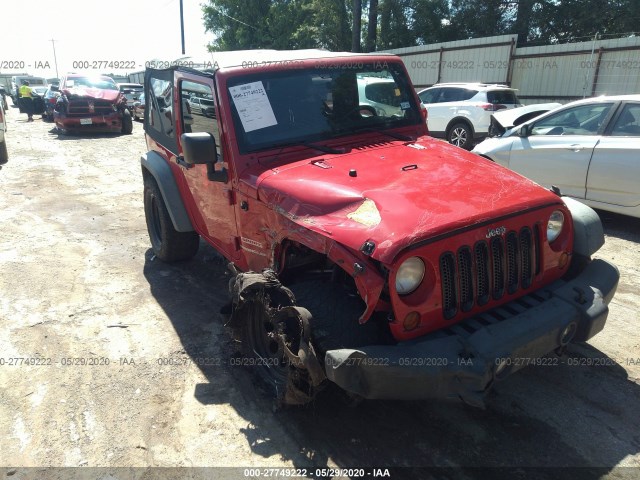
583, 32, 599, 98
180, 0, 186, 55
50, 39, 59, 79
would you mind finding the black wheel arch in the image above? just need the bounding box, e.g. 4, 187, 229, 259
140, 151, 194, 233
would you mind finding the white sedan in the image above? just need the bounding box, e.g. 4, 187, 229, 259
473, 95, 640, 218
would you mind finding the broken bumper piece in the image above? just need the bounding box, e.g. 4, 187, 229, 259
324, 259, 619, 407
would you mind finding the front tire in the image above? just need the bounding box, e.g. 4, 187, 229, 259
447, 122, 473, 150
0, 140, 8, 165
143, 178, 199, 262
121, 110, 133, 134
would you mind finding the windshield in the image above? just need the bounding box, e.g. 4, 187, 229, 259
226, 62, 421, 153
67, 77, 118, 90
25, 78, 47, 86
120, 85, 143, 92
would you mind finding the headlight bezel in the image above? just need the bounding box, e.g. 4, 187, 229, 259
395, 256, 425, 295
547, 210, 565, 243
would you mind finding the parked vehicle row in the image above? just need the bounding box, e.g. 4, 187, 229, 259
10, 75, 48, 105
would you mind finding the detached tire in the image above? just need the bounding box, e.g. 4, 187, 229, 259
447, 122, 473, 150
121, 110, 133, 134
143, 178, 199, 262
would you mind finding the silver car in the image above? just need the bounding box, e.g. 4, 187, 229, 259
473, 95, 640, 218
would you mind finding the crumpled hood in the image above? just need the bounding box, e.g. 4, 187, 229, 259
62, 86, 121, 103
255, 137, 562, 263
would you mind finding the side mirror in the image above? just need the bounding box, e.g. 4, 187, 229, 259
518, 125, 530, 137
181, 132, 228, 183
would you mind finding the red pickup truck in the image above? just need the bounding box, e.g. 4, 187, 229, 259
140, 50, 619, 407
54, 74, 132, 135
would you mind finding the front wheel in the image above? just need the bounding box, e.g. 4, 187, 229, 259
447, 122, 473, 150
0, 140, 8, 165
143, 178, 199, 262
121, 110, 133, 134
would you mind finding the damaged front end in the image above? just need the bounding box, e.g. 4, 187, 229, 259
54, 78, 129, 134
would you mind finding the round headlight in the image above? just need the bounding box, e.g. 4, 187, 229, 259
395, 257, 425, 295
547, 210, 565, 242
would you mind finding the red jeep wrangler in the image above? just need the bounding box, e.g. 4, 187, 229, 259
140, 50, 619, 406
55, 74, 133, 135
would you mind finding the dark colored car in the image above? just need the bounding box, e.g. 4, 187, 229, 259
0, 100, 7, 166
0, 86, 8, 111
119, 83, 144, 113
43, 85, 61, 121
133, 92, 145, 121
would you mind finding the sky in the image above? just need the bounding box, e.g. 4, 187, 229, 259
2, 0, 215, 79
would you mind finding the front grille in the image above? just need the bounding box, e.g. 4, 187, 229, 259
506, 232, 519, 295
440, 253, 457, 320
67, 99, 114, 116
440, 227, 539, 320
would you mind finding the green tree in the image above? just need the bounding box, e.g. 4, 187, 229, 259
448, 0, 510, 39
527, 0, 640, 44
411, 0, 453, 44
202, 0, 352, 51
379, 0, 415, 49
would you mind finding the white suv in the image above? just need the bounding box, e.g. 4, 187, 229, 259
418, 83, 522, 150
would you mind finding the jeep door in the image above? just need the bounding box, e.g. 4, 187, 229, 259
176, 72, 240, 261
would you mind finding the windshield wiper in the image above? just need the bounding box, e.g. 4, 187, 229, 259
346, 126, 414, 142
301, 141, 344, 154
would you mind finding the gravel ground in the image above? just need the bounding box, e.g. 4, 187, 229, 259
0, 104, 639, 480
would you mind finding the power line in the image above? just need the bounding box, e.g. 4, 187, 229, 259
209, 5, 258, 30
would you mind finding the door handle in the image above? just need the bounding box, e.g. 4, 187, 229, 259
566, 144, 583, 152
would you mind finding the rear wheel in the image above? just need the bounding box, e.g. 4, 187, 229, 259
447, 122, 473, 150
143, 177, 199, 262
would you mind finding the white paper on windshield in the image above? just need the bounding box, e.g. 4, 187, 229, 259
229, 81, 277, 132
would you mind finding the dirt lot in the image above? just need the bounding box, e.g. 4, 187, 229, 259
1, 104, 639, 480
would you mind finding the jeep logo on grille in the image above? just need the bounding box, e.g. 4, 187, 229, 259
486, 226, 507, 238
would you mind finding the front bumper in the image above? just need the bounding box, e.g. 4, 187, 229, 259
54, 112, 122, 133
324, 259, 619, 406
